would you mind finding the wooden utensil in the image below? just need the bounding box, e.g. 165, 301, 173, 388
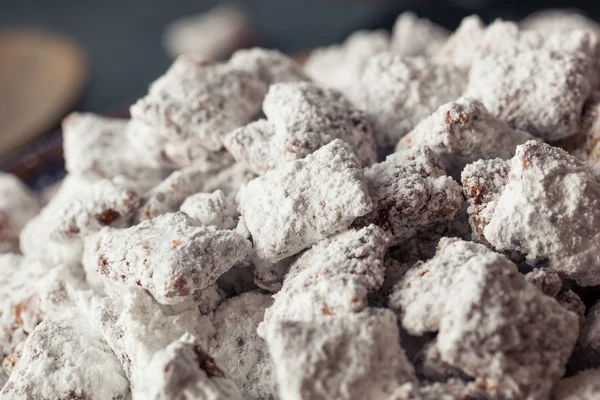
0, 29, 87, 160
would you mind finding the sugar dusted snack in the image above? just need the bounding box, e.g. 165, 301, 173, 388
0, 173, 39, 254
463, 141, 600, 286
258, 225, 388, 335
5, 11, 600, 398
361, 53, 467, 149
88, 212, 251, 304
265, 309, 416, 400
396, 96, 536, 176
466, 21, 597, 141
225, 82, 377, 174
389, 238, 579, 399
238, 139, 372, 262
390, 12, 449, 57
353, 147, 462, 244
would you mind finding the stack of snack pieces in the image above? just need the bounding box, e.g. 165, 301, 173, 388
3, 9, 600, 400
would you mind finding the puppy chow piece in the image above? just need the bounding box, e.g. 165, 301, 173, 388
129, 53, 266, 153
48, 177, 140, 242
137, 164, 210, 222
135, 333, 242, 400
0, 254, 51, 362
228, 47, 308, 86
304, 30, 389, 104
521, 9, 600, 36
361, 53, 467, 149
265, 308, 416, 400
92, 287, 214, 390
203, 162, 258, 200
390, 12, 449, 57
62, 112, 166, 187
466, 23, 596, 141
223, 120, 279, 174
163, 2, 255, 60
552, 368, 600, 400
238, 139, 372, 262
262, 82, 376, 166
259, 225, 388, 335
435, 15, 485, 68
465, 141, 600, 286
1, 314, 130, 400
353, 147, 462, 245
225, 82, 377, 174
0, 173, 39, 254
397, 97, 535, 177
209, 291, 275, 399
180, 189, 238, 229
389, 238, 579, 400
88, 212, 251, 304
461, 157, 509, 245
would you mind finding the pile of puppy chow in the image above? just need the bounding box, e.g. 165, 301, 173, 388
3, 8, 600, 400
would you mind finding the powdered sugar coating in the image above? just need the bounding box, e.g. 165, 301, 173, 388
353, 148, 462, 245
390, 12, 449, 57
180, 190, 238, 229
130, 53, 265, 153
209, 291, 275, 399
0, 173, 39, 254
466, 24, 595, 141
228, 48, 308, 86
223, 120, 279, 174
92, 287, 214, 391
226, 82, 377, 174
203, 162, 258, 200
48, 177, 140, 242
552, 369, 600, 400
258, 225, 388, 336
19, 177, 85, 266
136, 165, 210, 222
304, 30, 389, 104
474, 141, 600, 286
389, 238, 579, 399
461, 157, 510, 245
135, 333, 242, 400
1, 314, 130, 400
263, 82, 376, 167
0, 255, 52, 364
435, 15, 485, 68
238, 139, 372, 262
89, 212, 251, 304
361, 53, 467, 149
62, 113, 166, 187
397, 97, 535, 177
265, 308, 416, 400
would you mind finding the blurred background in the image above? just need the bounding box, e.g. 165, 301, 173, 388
2, 0, 600, 184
